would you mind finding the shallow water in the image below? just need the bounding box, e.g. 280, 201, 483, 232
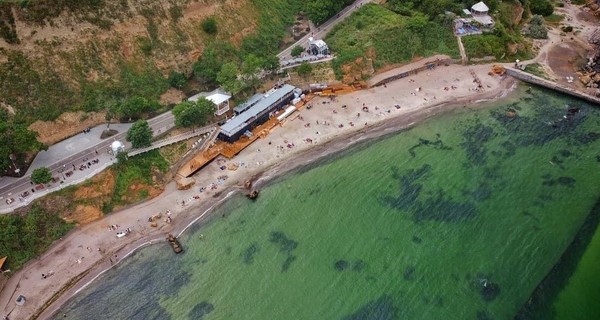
54, 87, 600, 320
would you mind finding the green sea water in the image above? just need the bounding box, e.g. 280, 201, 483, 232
53, 87, 600, 320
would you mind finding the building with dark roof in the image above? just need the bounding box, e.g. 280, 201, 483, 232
218, 84, 297, 143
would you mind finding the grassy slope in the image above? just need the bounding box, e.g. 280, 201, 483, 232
325, 4, 459, 80
461, 1, 533, 61
0, 0, 300, 123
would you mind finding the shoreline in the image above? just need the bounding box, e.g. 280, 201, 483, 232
39, 72, 518, 319
0, 62, 517, 320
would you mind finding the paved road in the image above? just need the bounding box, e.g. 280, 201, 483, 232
277, 0, 374, 61
0, 112, 176, 213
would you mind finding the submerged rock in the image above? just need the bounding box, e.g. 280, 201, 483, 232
480, 281, 501, 302
335, 260, 349, 272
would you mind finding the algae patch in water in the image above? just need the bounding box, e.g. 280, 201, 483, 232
269, 231, 298, 254
188, 301, 214, 319
408, 135, 452, 157
382, 165, 478, 223
269, 231, 299, 272
460, 120, 495, 166
342, 294, 397, 320
242, 243, 260, 264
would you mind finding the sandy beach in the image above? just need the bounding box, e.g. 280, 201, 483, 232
0, 60, 519, 320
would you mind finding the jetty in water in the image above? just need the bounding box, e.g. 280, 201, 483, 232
504, 67, 600, 106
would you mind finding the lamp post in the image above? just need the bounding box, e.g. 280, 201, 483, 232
9, 154, 20, 174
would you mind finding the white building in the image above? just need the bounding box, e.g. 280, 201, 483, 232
188, 88, 232, 116
470, 1, 494, 27
308, 37, 330, 55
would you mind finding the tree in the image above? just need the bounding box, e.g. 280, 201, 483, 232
0, 111, 44, 172
168, 71, 187, 89
31, 167, 52, 184
528, 15, 548, 39
192, 42, 238, 85
173, 98, 216, 128
262, 55, 281, 75
104, 109, 114, 129
529, 0, 554, 17
297, 62, 313, 78
117, 96, 160, 120
241, 54, 264, 90
217, 62, 244, 95
304, 0, 354, 25
291, 45, 304, 57
201, 17, 218, 35
126, 120, 153, 148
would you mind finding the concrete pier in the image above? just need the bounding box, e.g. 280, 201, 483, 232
505, 67, 600, 106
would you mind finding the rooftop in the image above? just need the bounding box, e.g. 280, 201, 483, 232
233, 93, 263, 114
188, 88, 232, 105
221, 84, 296, 137
471, 1, 489, 13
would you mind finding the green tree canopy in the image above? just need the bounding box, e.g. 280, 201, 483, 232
193, 42, 238, 85
297, 62, 313, 78
528, 15, 548, 39
241, 54, 264, 90
305, 0, 354, 25
217, 62, 244, 95
0, 110, 44, 172
291, 45, 304, 57
117, 96, 160, 120
173, 98, 216, 128
262, 55, 281, 75
31, 167, 52, 184
529, 0, 554, 17
126, 120, 153, 148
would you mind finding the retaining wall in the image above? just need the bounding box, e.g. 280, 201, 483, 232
505, 67, 600, 106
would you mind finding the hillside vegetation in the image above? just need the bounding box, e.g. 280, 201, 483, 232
326, 4, 459, 82
0, 0, 301, 124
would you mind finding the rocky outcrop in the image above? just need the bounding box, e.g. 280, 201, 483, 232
578, 29, 600, 89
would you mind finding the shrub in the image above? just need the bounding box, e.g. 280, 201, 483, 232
168, 71, 186, 89
0, 206, 73, 271
561, 25, 573, 33
201, 17, 217, 35
297, 62, 313, 78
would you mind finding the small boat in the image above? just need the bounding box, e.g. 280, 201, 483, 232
167, 234, 183, 254
246, 190, 259, 200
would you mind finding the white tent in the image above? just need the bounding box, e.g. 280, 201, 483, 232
471, 1, 489, 14
111, 140, 125, 154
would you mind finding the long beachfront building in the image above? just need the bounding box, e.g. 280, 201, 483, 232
218, 84, 298, 143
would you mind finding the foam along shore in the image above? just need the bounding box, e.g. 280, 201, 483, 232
1, 62, 516, 320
